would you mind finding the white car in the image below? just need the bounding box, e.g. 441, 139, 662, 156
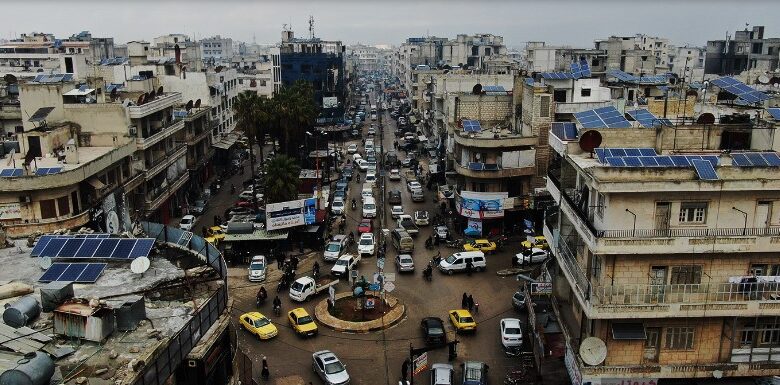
395, 254, 415, 272
347, 144, 358, 154
331, 254, 360, 277
500, 318, 524, 354
391, 206, 404, 219
407, 180, 422, 192
179, 215, 196, 231
361, 188, 374, 203
414, 210, 429, 226
430, 363, 454, 385
435, 225, 449, 240
247, 255, 266, 282
324, 235, 349, 261
331, 198, 345, 215
388, 169, 401, 181
365, 171, 377, 187
362, 197, 377, 218
367, 127, 376, 136
514, 248, 549, 265
312, 350, 350, 385
358, 233, 376, 256
352, 153, 363, 162
356, 159, 368, 171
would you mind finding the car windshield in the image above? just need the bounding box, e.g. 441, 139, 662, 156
250, 262, 264, 269
445, 255, 457, 263
326, 243, 341, 252
465, 367, 483, 381
513, 292, 524, 301
324, 361, 345, 374
364, 204, 375, 210
253, 318, 270, 328
291, 282, 304, 291
181, 218, 192, 224
298, 315, 313, 324
333, 201, 344, 207
401, 257, 412, 263
460, 316, 474, 323
336, 259, 349, 266
360, 238, 373, 246
505, 327, 522, 334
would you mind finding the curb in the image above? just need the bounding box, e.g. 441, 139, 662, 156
314, 292, 407, 333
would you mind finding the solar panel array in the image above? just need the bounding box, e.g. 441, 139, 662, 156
462, 120, 482, 132
524, 78, 535, 86
766, 108, 780, 120
541, 72, 574, 80
468, 162, 484, 171
604, 155, 719, 168
31, 235, 153, 259
574, 106, 632, 129
551, 122, 578, 141
482, 85, 507, 95
710, 77, 770, 104
595, 148, 658, 163
731, 152, 780, 167
32, 74, 74, 83
606, 69, 668, 84
571, 59, 592, 78
626, 109, 673, 128
691, 159, 720, 181
0, 169, 23, 177
35, 167, 62, 176
38, 262, 107, 283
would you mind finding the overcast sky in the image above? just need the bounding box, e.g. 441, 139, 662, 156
2, 1, 779, 49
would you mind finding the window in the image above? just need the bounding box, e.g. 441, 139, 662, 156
539, 96, 550, 118
670, 265, 702, 285
592, 59, 600, 66
679, 202, 707, 223
760, 322, 780, 346
592, 255, 602, 279
57, 196, 70, 216
750, 264, 768, 276
580, 88, 592, 97
664, 326, 695, 350
40, 199, 57, 219
596, 193, 605, 218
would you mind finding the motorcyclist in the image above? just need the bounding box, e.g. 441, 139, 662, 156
313, 261, 320, 277
257, 286, 267, 303
351, 198, 357, 210
272, 296, 282, 314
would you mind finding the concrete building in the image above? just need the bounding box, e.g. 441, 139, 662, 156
441, 34, 507, 69
668, 45, 706, 80
705, 26, 780, 76
595, 34, 670, 75
151, 34, 203, 72
543, 106, 780, 384
200, 35, 234, 63
525, 42, 607, 75
348, 44, 381, 73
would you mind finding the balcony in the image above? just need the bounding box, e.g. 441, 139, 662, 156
144, 145, 186, 180
578, 361, 780, 380
4, 211, 90, 239
554, 100, 612, 115
0, 104, 21, 120
137, 119, 185, 150
454, 162, 535, 179
128, 92, 182, 118
186, 127, 211, 146
454, 129, 537, 149
145, 172, 189, 212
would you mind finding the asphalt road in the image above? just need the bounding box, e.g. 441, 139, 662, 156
227, 90, 529, 385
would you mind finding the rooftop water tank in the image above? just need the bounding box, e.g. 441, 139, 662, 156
0, 352, 55, 385
3, 296, 40, 328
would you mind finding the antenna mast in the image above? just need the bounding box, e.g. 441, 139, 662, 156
309, 16, 315, 39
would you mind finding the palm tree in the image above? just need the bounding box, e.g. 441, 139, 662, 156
233, 91, 261, 180
264, 155, 301, 203
266, 80, 319, 158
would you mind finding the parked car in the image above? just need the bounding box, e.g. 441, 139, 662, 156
358, 219, 373, 234
514, 248, 549, 265
521, 235, 549, 250
247, 255, 267, 282
430, 363, 454, 385
288, 308, 318, 337
461, 361, 489, 385
395, 254, 415, 272
312, 350, 350, 385
462, 239, 497, 253
389, 168, 401, 181
238, 312, 278, 340
500, 318, 524, 355
388, 190, 402, 205
411, 188, 425, 202
438, 251, 486, 275
407, 180, 422, 191
191, 199, 207, 215
324, 235, 349, 261
358, 233, 376, 256
331, 254, 360, 277
347, 144, 358, 154
179, 215, 196, 231
414, 210, 429, 226
331, 198, 345, 215
391, 205, 404, 219
512, 290, 526, 311
420, 317, 447, 345
449, 309, 477, 333
362, 197, 377, 218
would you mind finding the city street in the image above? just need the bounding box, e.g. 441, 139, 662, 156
227, 91, 528, 385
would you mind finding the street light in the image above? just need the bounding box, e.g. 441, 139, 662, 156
732, 207, 748, 236
625, 208, 637, 237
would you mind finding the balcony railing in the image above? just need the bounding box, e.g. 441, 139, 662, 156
600, 226, 780, 238
592, 281, 780, 306
137, 120, 185, 150
128, 92, 182, 118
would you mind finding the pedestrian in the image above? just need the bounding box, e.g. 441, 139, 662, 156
261, 356, 269, 381
467, 294, 474, 312
461, 292, 468, 309
213, 215, 219, 226
401, 358, 410, 383
299, 240, 304, 253
474, 301, 479, 314
466, 261, 473, 276
276, 254, 283, 269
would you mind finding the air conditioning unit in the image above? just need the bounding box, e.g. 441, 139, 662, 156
129, 127, 137, 136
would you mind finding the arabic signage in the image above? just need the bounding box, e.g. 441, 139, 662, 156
413, 352, 428, 375
0, 203, 21, 220
455, 191, 508, 219
266, 198, 317, 231
323, 96, 338, 109
530, 282, 553, 294
465, 218, 482, 237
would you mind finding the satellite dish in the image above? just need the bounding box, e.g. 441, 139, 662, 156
186, 100, 194, 111
472, 83, 483, 95
194, 99, 201, 108
697, 113, 716, 125
39, 256, 53, 270
579, 130, 603, 153
130, 256, 151, 274
758, 75, 770, 84
579, 337, 607, 366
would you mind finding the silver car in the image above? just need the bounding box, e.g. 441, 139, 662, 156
395, 254, 415, 272
312, 350, 350, 385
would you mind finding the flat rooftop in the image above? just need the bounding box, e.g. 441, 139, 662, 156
0, 146, 118, 177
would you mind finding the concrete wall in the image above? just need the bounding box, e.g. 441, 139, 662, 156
19, 82, 72, 132
456, 94, 512, 122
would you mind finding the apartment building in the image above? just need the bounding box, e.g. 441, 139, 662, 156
348, 44, 381, 72
706, 26, 780, 76
668, 45, 705, 80
200, 35, 234, 63
441, 34, 507, 69
595, 34, 670, 75
524, 42, 608, 75
543, 104, 780, 383
151, 34, 203, 72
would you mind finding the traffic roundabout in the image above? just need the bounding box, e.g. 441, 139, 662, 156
313, 291, 406, 333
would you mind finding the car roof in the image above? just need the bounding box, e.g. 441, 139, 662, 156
337, 254, 353, 261
501, 318, 522, 327
423, 316, 443, 325
452, 309, 473, 317
313, 349, 336, 359
290, 307, 309, 316
182, 215, 195, 219
242, 312, 263, 320
360, 233, 373, 239
251, 255, 265, 261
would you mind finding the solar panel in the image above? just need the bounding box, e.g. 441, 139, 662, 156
595, 148, 608, 163
40, 238, 67, 258
763, 152, 780, 166
468, 162, 484, 171
0, 169, 22, 177
768, 108, 780, 120
623, 157, 642, 167
31, 235, 56, 257
656, 156, 674, 167
46, 167, 62, 175
627, 109, 662, 128
524, 78, 534, 86
574, 106, 631, 129
129, 239, 155, 258
112, 239, 137, 259
60, 264, 88, 281
58, 239, 85, 258
624, 148, 642, 157
571, 59, 591, 78
38, 263, 69, 282
541, 72, 574, 80
551, 122, 578, 140
711, 76, 770, 104
731, 153, 751, 167
483, 164, 499, 171
78, 263, 107, 283
28, 107, 55, 123
699, 156, 719, 167
38, 263, 106, 283
610, 149, 627, 157
692, 159, 719, 181
639, 156, 659, 166
670, 155, 690, 167
606, 157, 626, 167
607, 69, 638, 82
639, 148, 657, 156
74, 238, 101, 258
462, 120, 481, 132
94, 239, 119, 258
746, 153, 770, 166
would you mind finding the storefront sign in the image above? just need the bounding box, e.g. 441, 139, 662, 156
465, 218, 482, 237
530, 282, 552, 294
456, 191, 508, 219
266, 198, 317, 231
0, 203, 21, 220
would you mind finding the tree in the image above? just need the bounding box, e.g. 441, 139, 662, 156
266, 80, 319, 158
233, 91, 261, 179
264, 155, 301, 204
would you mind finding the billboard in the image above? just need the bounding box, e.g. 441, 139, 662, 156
0, 203, 21, 220
266, 198, 317, 231
455, 191, 508, 219
322, 96, 338, 109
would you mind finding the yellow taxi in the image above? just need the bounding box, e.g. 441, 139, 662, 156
288, 307, 318, 337
205, 226, 226, 245
238, 312, 278, 340
462, 239, 497, 253
521, 235, 548, 250
449, 309, 477, 333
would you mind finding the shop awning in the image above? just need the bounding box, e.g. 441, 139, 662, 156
611, 323, 646, 340
87, 177, 106, 190
213, 134, 238, 150
224, 229, 289, 242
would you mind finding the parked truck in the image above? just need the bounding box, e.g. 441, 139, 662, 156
289, 276, 340, 302
398, 214, 420, 235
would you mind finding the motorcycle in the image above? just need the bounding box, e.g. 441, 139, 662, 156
256, 287, 267, 307
423, 265, 433, 281
351, 199, 357, 210
446, 239, 462, 248
424, 236, 434, 250
273, 303, 281, 316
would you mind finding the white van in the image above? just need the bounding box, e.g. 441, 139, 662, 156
361, 185, 374, 202
438, 251, 486, 275
362, 197, 377, 218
